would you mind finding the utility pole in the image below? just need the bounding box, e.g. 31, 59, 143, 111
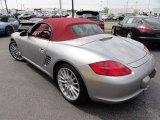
126, 0, 129, 13
4, 0, 9, 14
59, 0, 62, 16
148, 0, 150, 11
100, 0, 103, 11
16, 0, 18, 10
72, 0, 74, 18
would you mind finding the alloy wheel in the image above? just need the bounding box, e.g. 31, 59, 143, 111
57, 68, 80, 101
6, 26, 14, 36
9, 42, 23, 61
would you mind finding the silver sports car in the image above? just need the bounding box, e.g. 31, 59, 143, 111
9, 18, 156, 104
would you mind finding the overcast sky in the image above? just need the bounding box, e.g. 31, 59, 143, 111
1, 0, 160, 10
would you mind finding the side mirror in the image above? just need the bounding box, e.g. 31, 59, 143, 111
20, 31, 27, 36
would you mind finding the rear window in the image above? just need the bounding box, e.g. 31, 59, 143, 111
87, 17, 99, 22
72, 24, 103, 36
143, 18, 160, 25
76, 11, 100, 20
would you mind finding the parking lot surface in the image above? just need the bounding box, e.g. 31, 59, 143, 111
0, 36, 160, 120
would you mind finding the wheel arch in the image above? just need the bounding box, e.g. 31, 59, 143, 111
53, 60, 82, 82
52, 60, 89, 92
6, 25, 14, 31
10, 38, 15, 42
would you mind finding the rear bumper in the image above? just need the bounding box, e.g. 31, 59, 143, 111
78, 54, 156, 103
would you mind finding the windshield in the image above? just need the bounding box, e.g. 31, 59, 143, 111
72, 24, 103, 36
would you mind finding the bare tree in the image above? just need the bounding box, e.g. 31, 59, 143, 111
4, 0, 8, 14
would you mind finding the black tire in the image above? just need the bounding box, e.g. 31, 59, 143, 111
56, 64, 88, 104
9, 41, 24, 61
5, 26, 14, 36
112, 27, 116, 35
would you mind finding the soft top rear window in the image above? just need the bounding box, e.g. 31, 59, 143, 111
72, 24, 103, 36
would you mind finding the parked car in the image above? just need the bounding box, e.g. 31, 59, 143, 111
102, 14, 108, 21
112, 16, 160, 44
124, 13, 136, 17
76, 10, 104, 29
113, 13, 125, 20
9, 18, 156, 104
18, 14, 36, 20
0, 15, 19, 35
104, 13, 115, 20
18, 18, 43, 32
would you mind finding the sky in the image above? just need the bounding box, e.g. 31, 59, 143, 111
1, 0, 160, 10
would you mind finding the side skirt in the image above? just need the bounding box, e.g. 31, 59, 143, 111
22, 56, 53, 79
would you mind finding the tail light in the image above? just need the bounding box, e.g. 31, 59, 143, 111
89, 61, 132, 76
99, 21, 104, 25
137, 26, 152, 31
144, 46, 149, 53
98, 21, 104, 29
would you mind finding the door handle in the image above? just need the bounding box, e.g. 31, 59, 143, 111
39, 48, 45, 53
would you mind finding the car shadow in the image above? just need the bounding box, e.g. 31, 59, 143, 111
25, 62, 57, 88
24, 60, 160, 120
0, 35, 9, 38
74, 80, 160, 120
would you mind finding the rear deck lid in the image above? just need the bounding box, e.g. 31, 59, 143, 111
82, 36, 147, 64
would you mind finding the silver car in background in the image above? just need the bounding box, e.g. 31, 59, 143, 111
9, 18, 156, 104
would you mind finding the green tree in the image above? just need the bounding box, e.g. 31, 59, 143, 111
102, 7, 109, 14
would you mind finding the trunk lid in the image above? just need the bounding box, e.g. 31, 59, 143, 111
81, 35, 146, 64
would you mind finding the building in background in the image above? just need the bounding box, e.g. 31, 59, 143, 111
153, 8, 160, 15
108, 8, 134, 14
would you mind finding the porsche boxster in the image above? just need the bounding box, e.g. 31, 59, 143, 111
9, 18, 156, 104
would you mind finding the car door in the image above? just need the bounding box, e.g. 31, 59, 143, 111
115, 17, 129, 36
20, 23, 52, 67
121, 17, 136, 36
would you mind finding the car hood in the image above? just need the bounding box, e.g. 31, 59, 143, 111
61, 34, 146, 64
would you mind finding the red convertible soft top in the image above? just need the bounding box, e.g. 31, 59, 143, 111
43, 18, 96, 41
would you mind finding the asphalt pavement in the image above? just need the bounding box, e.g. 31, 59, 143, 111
0, 36, 160, 120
